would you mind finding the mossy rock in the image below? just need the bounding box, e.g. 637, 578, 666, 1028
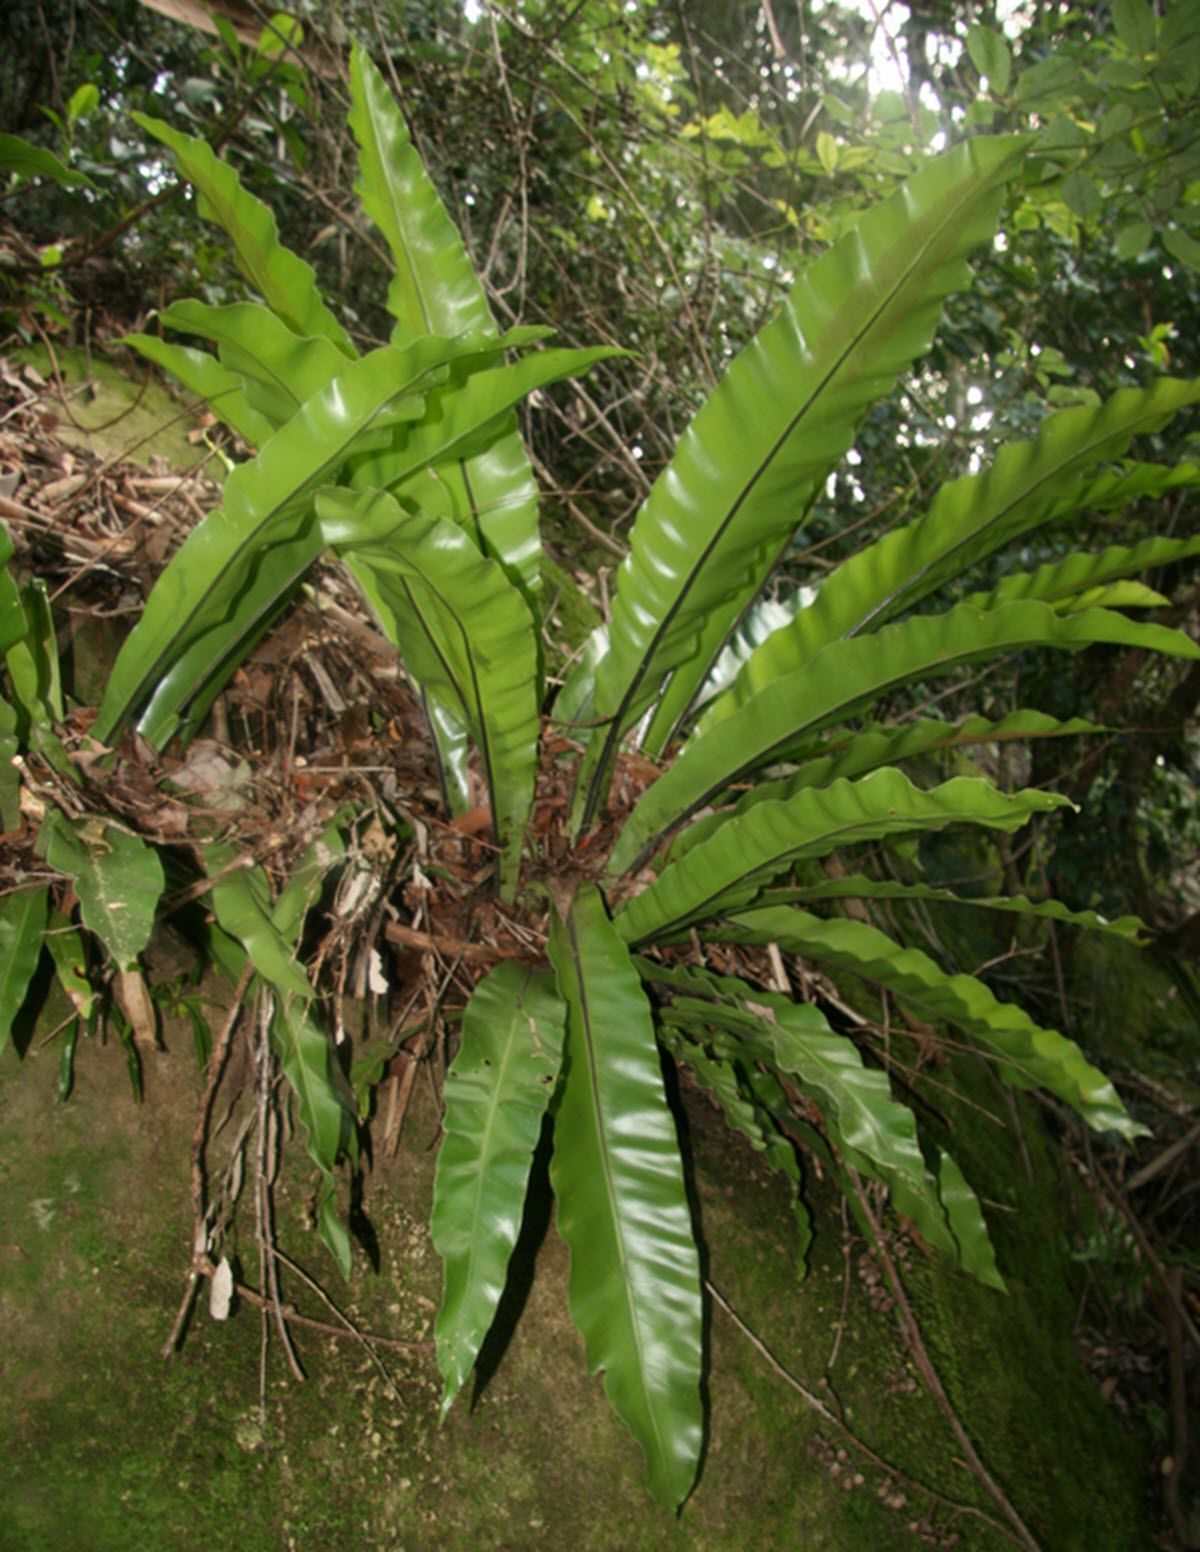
9, 343, 213, 470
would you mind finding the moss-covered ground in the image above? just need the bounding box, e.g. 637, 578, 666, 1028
8, 343, 215, 472
0, 981, 1155, 1552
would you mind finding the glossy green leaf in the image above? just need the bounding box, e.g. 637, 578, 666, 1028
547, 883, 703, 1511
716, 906, 1145, 1140
616, 771, 1069, 944
651, 961, 982, 1276
156, 299, 352, 426
716, 384, 1200, 711
652, 969, 858, 1205
208, 845, 357, 1184
400, 429, 546, 604
552, 624, 608, 731
649, 591, 803, 747
255, 11, 303, 58
425, 691, 472, 816
0, 131, 94, 188
66, 83, 99, 127
930, 1148, 1004, 1291
770, 1015, 965, 1267
432, 963, 567, 1417
370, 354, 547, 805
93, 340, 452, 749
349, 44, 546, 599
41, 813, 163, 971
272, 994, 356, 1277
133, 113, 354, 354
21, 580, 61, 721
0, 885, 49, 1053
315, 1177, 352, 1280
668, 710, 1103, 861
1052, 581, 1169, 613
271, 819, 348, 943
771, 874, 1146, 940
608, 598, 1199, 876
658, 1024, 812, 1265
112, 1008, 143, 1101
576, 134, 1027, 825
966, 528, 1200, 612
123, 333, 278, 447
347, 347, 620, 497
349, 42, 494, 341
319, 486, 540, 898
636, 551, 792, 755
156, 301, 533, 434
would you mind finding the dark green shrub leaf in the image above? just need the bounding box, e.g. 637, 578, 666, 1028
966, 25, 1012, 95
0, 132, 95, 188
42, 813, 163, 972
0, 885, 49, 1053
